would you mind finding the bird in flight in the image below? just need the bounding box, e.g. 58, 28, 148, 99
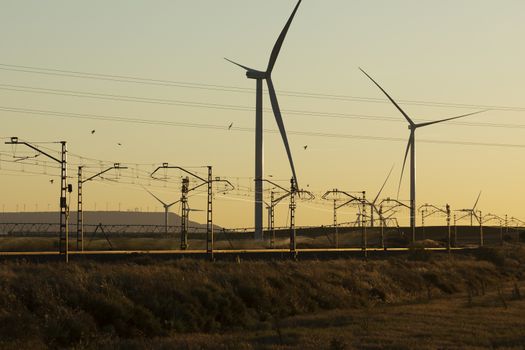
303, 145, 308, 150
49, 179, 54, 184
228, 122, 233, 130
117, 143, 122, 146
91, 130, 95, 134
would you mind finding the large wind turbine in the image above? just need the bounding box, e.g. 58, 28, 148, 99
359, 68, 486, 242
144, 188, 178, 236
226, 0, 302, 239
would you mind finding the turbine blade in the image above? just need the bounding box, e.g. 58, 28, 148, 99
143, 187, 167, 206
373, 165, 394, 204
359, 67, 415, 126
167, 200, 180, 208
397, 132, 413, 199
267, 0, 302, 74
224, 57, 253, 72
472, 191, 482, 210
416, 110, 489, 128
267, 77, 299, 188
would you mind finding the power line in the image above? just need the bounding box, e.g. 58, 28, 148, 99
2, 62, 525, 111
1, 105, 525, 149
1, 83, 525, 129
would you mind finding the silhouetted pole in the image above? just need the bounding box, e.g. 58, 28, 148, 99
6, 137, 69, 262
333, 199, 338, 248
289, 178, 297, 258
77, 166, 83, 251
180, 177, 189, 250
453, 214, 458, 247
206, 166, 213, 259
479, 210, 483, 247
269, 191, 275, 248
380, 205, 385, 250
446, 204, 451, 253
60, 141, 68, 262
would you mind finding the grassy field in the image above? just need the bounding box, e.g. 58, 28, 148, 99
0, 245, 522, 349
0, 225, 520, 252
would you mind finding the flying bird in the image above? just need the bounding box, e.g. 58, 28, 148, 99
228, 122, 233, 130
91, 129, 95, 134
303, 145, 308, 150
117, 143, 122, 146
49, 179, 54, 184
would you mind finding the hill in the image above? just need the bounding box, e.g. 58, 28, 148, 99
0, 211, 219, 230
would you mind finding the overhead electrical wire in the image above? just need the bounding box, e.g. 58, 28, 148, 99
1, 62, 525, 111
1, 105, 525, 149
3, 84, 525, 130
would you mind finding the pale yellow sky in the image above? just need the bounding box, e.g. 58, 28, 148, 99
1, 0, 524, 228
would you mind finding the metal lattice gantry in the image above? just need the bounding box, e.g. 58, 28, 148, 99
5, 137, 70, 262
150, 163, 234, 255
77, 163, 127, 251
263, 178, 314, 256
321, 189, 363, 248
418, 203, 452, 250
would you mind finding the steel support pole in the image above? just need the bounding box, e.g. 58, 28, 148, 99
289, 178, 296, 258
59, 141, 68, 263
333, 199, 338, 248
270, 191, 275, 248
206, 166, 213, 259
446, 204, 451, 253
479, 211, 483, 247
77, 166, 83, 251
254, 78, 264, 240
180, 177, 189, 250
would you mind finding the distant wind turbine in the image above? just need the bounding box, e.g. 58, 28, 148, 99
144, 188, 178, 236
225, 0, 302, 239
359, 68, 487, 242
458, 191, 482, 226
369, 165, 394, 227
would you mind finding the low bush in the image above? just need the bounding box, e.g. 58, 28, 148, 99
0, 246, 520, 348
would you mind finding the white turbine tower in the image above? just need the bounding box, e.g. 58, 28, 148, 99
226, 0, 302, 239
144, 188, 178, 236
359, 68, 486, 242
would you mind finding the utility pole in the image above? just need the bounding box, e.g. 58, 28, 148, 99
361, 192, 367, 257
206, 166, 213, 259
333, 199, 338, 248
77, 163, 125, 251
380, 205, 385, 249
269, 191, 275, 248
446, 204, 451, 253
6, 137, 69, 262
453, 213, 457, 247
479, 210, 483, 247
289, 178, 297, 258
180, 176, 189, 250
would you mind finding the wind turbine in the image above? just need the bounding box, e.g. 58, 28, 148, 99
225, 0, 302, 239
144, 188, 178, 236
458, 191, 482, 226
359, 68, 486, 242
369, 165, 394, 227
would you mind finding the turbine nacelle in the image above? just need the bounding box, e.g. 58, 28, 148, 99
246, 70, 268, 80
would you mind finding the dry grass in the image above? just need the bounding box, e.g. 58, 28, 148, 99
0, 245, 522, 349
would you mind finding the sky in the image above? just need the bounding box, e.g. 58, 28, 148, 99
1, 0, 525, 229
